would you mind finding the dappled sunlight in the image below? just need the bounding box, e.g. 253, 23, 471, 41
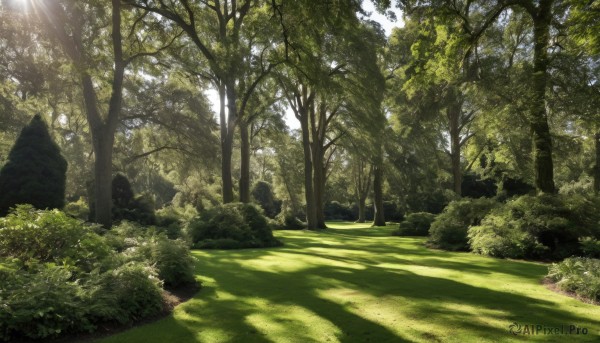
246, 304, 342, 343
101, 222, 600, 343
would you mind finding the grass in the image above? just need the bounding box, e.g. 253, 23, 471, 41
99, 222, 600, 342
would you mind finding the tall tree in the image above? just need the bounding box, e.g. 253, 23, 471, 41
34, 0, 173, 227
128, 0, 277, 204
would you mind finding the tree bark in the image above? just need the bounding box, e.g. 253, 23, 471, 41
530, 0, 556, 194
92, 131, 115, 228
447, 97, 462, 196
239, 118, 251, 203
312, 147, 327, 229
219, 83, 235, 203
594, 132, 600, 194
300, 111, 317, 230
372, 163, 385, 227
354, 160, 372, 223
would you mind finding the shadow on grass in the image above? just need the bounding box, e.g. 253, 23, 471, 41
102, 222, 600, 343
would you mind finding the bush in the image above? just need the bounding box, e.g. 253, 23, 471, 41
107, 222, 196, 287
580, 237, 600, 258
88, 262, 164, 324
187, 203, 282, 249
64, 197, 90, 221
0, 115, 68, 216
155, 206, 184, 239
0, 262, 93, 341
111, 174, 156, 225
392, 212, 435, 236
273, 211, 306, 230
0, 205, 110, 273
461, 173, 497, 198
383, 201, 405, 222
468, 194, 600, 260
547, 257, 600, 302
251, 181, 281, 218
324, 201, 355, 221
428, 198, 499, 251
0, 209, 197, 341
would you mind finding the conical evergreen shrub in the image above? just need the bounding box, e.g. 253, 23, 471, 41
0, 114, 68, 216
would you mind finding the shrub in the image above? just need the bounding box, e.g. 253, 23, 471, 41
273, 211, 306, 230
324, 201, 354, 221
64, 197, 90, 221
0, 115, 68, 216
155, 206, 184, 239
88, 262, 164, 324
0, 205, 110, 273
547, 257, 600, 302
107, 221, 196, 287
392, 212, 435, 236
251, 181, 280, 218
428, 198, 499, 251
0, 262, 93, 341
111, 174, 156, 225
383, 201, 405, 222
468, 194, 600, 260
461, 172, 497, 198
580, 237, 600, 258
187, 203, 281, 249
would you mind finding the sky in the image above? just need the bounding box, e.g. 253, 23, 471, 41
205, 1, 403, 131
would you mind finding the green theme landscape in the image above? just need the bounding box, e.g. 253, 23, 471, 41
0, 0, 599, 342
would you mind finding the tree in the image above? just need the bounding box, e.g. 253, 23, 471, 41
0, 115, 67, 215
33, 0, 174, 227
128, 0, 278, 204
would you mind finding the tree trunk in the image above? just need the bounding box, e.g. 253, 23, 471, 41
447, 98, 462, 196
312, 143, 327, 229
239, 119, 251, 203
92, 131, 114, 228
372, 163, 385, 227
531, 0, 556, 194
300, 113, 317, 230
219, 84, 235, 203
594, 132, 600, 194
357, 197, 366, 223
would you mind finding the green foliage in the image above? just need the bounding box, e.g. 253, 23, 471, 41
383, 201, 405, 222
580, 237, 600, 259
273, 211, 306, 230
187, 203, 282, 249
392, 212, 435, 236
468, 194, 600, 260
251, 181, 280, 218
88, 262, 164, 324
0, 262, 93, 341
64, 197, 90, 221
0, 205, 110, 273
324, 201, 355, 221
548, 257, 600, 302
0, 115, 67, 216
0, 208, 197, 341
428, 198, 499, 251
111, 174, 156, 225
107, 221, 196, 287
155, 206, 184, 239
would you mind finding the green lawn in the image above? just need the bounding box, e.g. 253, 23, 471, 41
100, 222, 600, 342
